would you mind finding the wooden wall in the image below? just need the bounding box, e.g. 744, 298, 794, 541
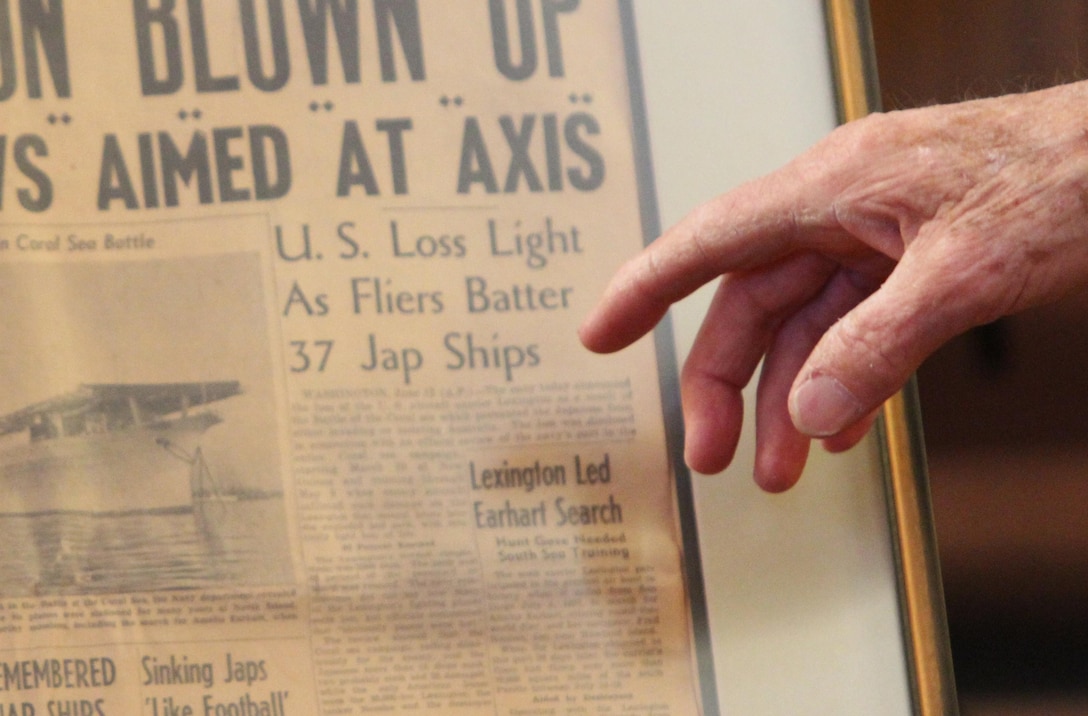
872, 0, 1088, 107
867, 0, 1088, 702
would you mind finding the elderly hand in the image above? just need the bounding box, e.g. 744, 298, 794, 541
580, 81, 1088, 492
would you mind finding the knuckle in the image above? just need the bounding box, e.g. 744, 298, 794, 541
833, 313, 904, 380
824, 111, 896, 158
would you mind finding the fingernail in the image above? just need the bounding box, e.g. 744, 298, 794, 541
790, 375, 862, 437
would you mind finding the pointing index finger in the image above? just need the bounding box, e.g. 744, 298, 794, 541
579, 169, 825, 353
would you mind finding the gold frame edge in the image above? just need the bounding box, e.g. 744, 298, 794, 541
823, 2, 960, 714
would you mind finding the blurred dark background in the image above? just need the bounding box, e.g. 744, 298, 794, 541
867, 0, 1088, 713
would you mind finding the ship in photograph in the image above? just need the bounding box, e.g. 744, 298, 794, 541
0, 382, 241, 516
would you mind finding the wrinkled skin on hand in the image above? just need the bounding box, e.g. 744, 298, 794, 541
579, 81, 1088, 492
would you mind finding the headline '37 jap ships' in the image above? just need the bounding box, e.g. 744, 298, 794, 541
0, 382, 240, 515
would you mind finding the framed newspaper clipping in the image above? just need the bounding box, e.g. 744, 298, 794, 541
0, 1, 952, 715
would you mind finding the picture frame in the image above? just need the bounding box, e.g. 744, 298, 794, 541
630, 0, 958, 713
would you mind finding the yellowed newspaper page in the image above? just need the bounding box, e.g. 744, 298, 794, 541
0, 2, 708, 714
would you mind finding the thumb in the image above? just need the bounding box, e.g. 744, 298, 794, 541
787, 255, 973, 437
